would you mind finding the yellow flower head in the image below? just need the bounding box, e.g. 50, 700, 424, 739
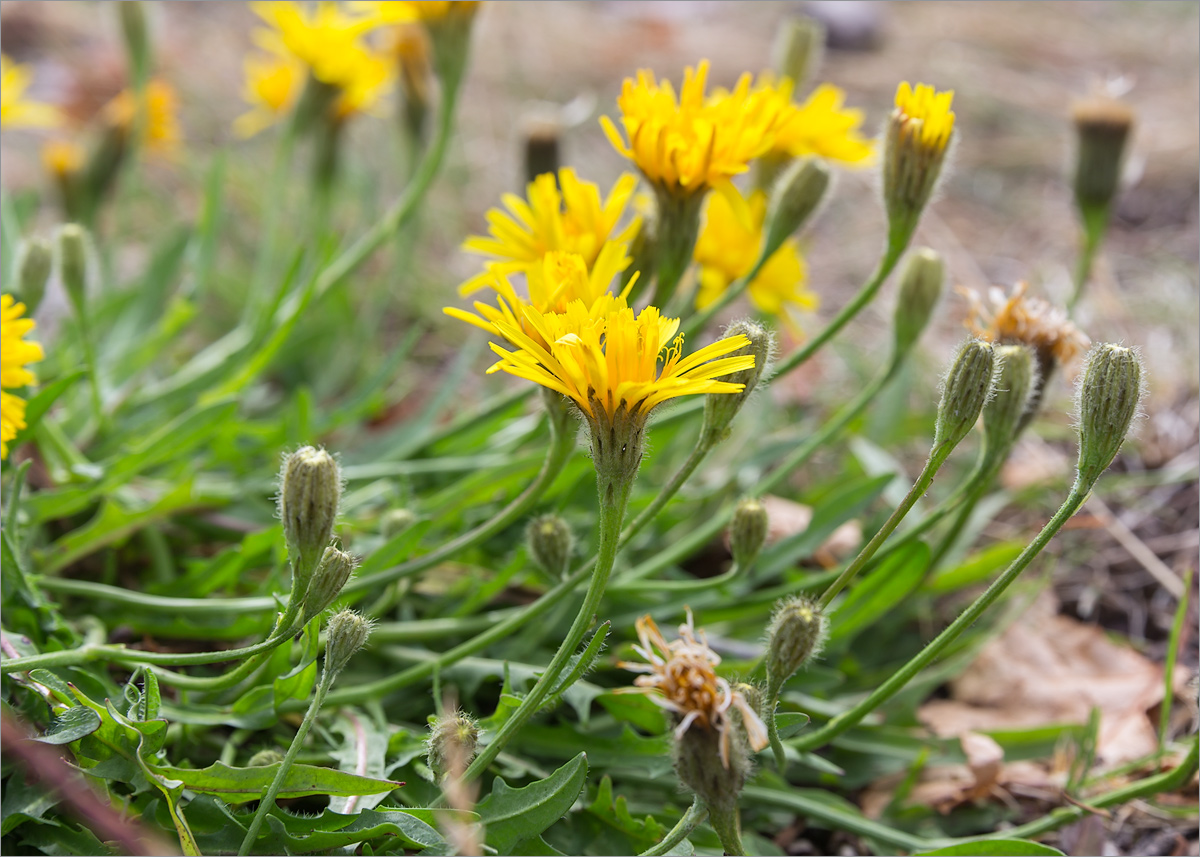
768, 79, 875, 166
601, 60, 787, 201
1, 294, 45, 459
959, 282, 1090, 370
693, 186, 817, 336
1, 54, 60, 129
460, 168, 641, 295
235, 43, 305, 137
351, 0, 481, 23
892, 81, 955, 154
41, 139, 84, 177
104, 79, 183, 155
483, 296, 754, 424
619, 611, 769, 769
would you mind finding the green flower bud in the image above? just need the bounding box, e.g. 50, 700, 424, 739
324, 609, 373, 677
732, 681, 765, 720
700, 320, 775, 447
1074, 344, 1143, 489
933, 340, 999, 450
892, 247, 944, 357
57, 224, 93, 315
762, 157, 831, 263
15, 238, 53, 315
427, 710, 479, 784
380, 508, 417, 538
772, 16, 826, 92
882, 83, 955, 245
765, 597, 827, 699
1072, 96, 1133, 214
730, 498, 769, 570
278, 446, 342, 596
674, 725, 750, 852
526, 514, 573, 580
981, 344, 1036, 457
119, 1, 151, 86
247, 749, 284, 767
301, 547, 356, 625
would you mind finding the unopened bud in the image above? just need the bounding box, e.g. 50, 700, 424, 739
732, 682, 764, 720
119, 2, 151, 86
730, 498, 769, 569
16, 238, 53, 315
883, 82, 955, 245
381, 508, 417, 538
248, 749, 284, 767
933, 340, 998, 450
301, 547, 356, 624
772, 17, 826, 92
58, 224, 92, 315
982, 345, 1035, 456
701, 320, 775, 447
765, 597, 826, 699
522, 112, 561, 185
762, 157, 831, 263
427, 710, 479, 783
1075, 344, 1143, 489
1072, 96, 1133, 214
324, 609, 373, 677
279, 446, 342, 595
892, 247, 944, 356
527, 514, 573, 580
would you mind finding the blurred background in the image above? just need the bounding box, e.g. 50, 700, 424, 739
2, 0, 1197, 661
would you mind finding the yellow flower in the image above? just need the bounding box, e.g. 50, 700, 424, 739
350, 0, 481, 22
1, 294, 44, 459
619, 611, 769, 769
41, 139, 84, 177
1, 54, 60, 129
959, 282, 1090, 370
768, 79, 874, 166
893, 81, 955, 152
235, 42, 305, 137
482, 296, 754, 423
446, 248, 633, 343
104, 79, 183, 155
459, 168, 641, 295
693, 186, 817, 335
600, 60, 786, 202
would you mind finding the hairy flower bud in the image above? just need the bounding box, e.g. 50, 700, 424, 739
381, 508, 417, 538
247, 749, 284, 767
301, 547, 356, 624
730, 498, 769, 570
674, 722, 751, 829
1075, 344, 1143, 490
701, 320, 775, 447
324, 609, 373, 677
119, 1, 151, 86
16, 238, 53, 315
527, 514, 573, 580
57, 224, 92, 315
982, 345, 1036, 457
762, 157, 831, 263
279, 446, 342, 597
772, 16, 825, 92
883, 83, 955, 245
1072, 96, 1133, 214
892, 247, 944, 356
765, 597, 827, 699
427, 710, 479, 784
933, 340, 999, 451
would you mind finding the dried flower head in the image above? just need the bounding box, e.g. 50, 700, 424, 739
620, 612, 768, 768
959, 282, 1090, 372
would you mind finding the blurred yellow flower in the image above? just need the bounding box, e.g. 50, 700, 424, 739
460, 168, 641, 295
235, 43, 304, 137
351, 0, 481, 23
1, 54, 60, 129
1, 294, 44, 459
768, 79, 874, 166
601, 60, 786, 203
893, 81, 955, 154
483, 296, 754, 422
104, 79, 183, 154
694, 186, 817, 336
41, 139, 84, 177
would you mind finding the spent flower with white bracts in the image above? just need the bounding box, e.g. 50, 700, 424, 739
959, 281, 1090, 374
619, 611, 768, 769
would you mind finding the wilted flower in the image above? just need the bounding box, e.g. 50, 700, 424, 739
959, 282, 1090, 372
1, 295, 45, 459
620, 612, 769, 769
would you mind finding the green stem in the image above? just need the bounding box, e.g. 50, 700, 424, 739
1159, 568, 1193, 754
707, 802, 746, 856
237, 663, 335, 856
766, 695, 787, 773
793, 484, 1091, 752
1069, 204, 1107, 315
455, 473, 633, 785
246, 122, 297, 325
640, 796, 707, 856
818, 442, 955, 610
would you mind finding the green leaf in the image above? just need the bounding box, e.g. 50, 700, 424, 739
915, 839, 1066, 856
36, 706, 102, 745
925, 541, 1024, 594
5, 370, 86, 455
150, 760, 403, 803
477, 752, 588, 854
775, 711, 811, 739
580, 776, 664, 854
829, 541, 930, 647
328, 709, 396, 813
